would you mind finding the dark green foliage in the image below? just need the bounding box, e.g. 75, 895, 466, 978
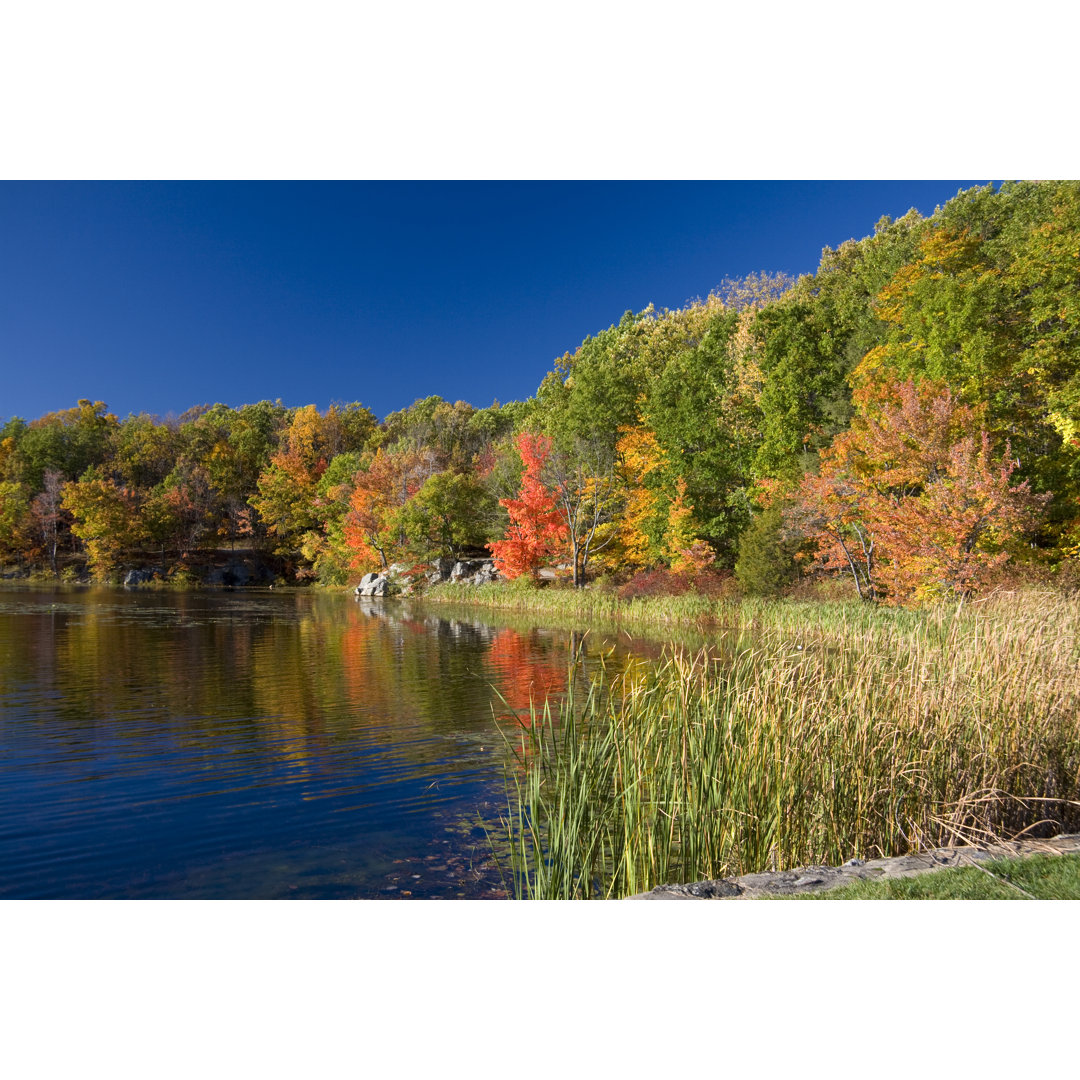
646, 309, 755, 565
5, 399, 117, 490
796, 207, 928, 379
397, 469, 496, 560
734, 504, 802, 596
752, 301, 847, 482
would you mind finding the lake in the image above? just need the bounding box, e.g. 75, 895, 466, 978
0, 586, 673, 899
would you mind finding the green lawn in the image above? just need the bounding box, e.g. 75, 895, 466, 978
807, 853, 1080, 899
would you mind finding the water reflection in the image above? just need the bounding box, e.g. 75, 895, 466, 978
0, 587, 676, 899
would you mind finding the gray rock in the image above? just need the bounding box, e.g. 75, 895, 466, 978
207, 561, 258, 586
430, 557, 456, 581
123, 567, 162, 586
449, 558, 498, 585
627, 833, 1080, 900
355, 572, 391, 597
647, 879, 744, 899
473, 562, 499, 585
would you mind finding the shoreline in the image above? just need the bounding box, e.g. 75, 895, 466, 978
627, 834, 1080, 899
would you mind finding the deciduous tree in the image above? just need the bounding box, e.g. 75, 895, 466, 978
488, 433, 567, 580
793, 381, 1048, 605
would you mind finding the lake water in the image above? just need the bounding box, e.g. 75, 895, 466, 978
0, 586, 670, 899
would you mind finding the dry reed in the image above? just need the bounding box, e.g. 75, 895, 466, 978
494, 590, 1080, 899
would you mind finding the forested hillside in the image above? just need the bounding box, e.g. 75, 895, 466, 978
3, 181, 1078, 605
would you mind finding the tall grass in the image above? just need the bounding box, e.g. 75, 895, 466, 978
493, 591, 1080, 899
426, 579, 724, 627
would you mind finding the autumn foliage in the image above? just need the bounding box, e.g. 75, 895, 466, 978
793, 381, 1048, 604
1, 183, 1075, 598
487, 433, 568, 579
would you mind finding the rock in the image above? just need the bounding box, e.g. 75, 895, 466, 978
473, 562, 499, 585
627, 833, 1080, 899
430, 557, 456, 582
207, 562, 252, 586
123, 567, 161, 586
448, 558, 498, 585
205, 558, 278, 586
646, 879, 744, 899
355, 572, 391, 597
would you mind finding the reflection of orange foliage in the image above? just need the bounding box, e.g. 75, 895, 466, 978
339, 606, 381, 708
487, 628, 567, 718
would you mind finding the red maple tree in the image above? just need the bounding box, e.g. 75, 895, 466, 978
488, 433, 568, 579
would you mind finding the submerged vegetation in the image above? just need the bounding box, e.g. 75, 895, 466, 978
491, 591, 1080, 899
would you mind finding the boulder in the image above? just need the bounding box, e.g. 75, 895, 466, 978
123, 567, 162, 586
429, 557, 456, 582
449, 558, 498, 584
473, 561, 499, 585
355, 572, 391, 598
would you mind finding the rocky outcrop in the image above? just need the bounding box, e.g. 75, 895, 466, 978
427, 557, 499, 586
626, 833, 1080, 899
205, 558, 277, 586
355, 557, 500, 598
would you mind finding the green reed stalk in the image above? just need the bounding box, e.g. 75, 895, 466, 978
492, 591, 1080, 899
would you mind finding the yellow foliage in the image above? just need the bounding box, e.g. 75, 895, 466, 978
612, 424, 665, 570
665, 478, 698, 571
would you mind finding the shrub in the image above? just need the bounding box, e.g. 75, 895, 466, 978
616, 566, 733, 601
735, 504, 802, 596
617, 568, 691, 601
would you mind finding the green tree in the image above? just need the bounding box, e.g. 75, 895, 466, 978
646, 309, 757, 565
8, 400, 117, 490
397, 469, 495, 561
753, 302, 848, 483
734, 503, 802, 596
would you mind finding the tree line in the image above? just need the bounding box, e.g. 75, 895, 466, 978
2, 181, 1077, 606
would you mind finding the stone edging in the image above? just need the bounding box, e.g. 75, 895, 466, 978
625, 834, 1080, 899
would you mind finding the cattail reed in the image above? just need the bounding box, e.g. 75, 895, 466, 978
490, 590, 1080, 899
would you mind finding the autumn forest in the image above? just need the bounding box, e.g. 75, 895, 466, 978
3, 181, 1079, 607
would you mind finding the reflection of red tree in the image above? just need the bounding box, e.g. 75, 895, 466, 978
487, 628, 567, 720
487, 628, 568, 771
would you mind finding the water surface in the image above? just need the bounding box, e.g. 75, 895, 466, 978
0, 586, 670, 899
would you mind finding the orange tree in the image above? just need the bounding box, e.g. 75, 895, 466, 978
793, 381, 1048, 605
343, 446, 440, 572
488, 433, 567, 580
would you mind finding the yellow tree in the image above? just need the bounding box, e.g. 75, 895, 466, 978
62, 468, 148, 578
611, 423, 666, 571
251, 406, 330, 549
665, 478, 713, 573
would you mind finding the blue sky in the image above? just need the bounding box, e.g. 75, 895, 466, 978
1, 181, 985, 424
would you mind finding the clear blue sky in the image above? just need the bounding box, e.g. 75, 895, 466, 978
1, 181, 985, 424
